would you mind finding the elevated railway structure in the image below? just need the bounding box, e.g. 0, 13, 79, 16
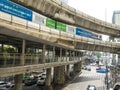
0, 9, 119, 84
0, 1, 120, 90
11, 0, 120, 37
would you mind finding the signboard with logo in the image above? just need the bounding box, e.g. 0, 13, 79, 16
0, 0, 33, 21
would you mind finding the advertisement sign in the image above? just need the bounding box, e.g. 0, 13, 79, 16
0, 0, 33, 21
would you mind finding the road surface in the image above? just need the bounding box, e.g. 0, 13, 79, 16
62, 66, 106, 90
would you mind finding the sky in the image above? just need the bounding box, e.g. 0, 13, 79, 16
68, 0, 120, 23
68, 0, 120, 40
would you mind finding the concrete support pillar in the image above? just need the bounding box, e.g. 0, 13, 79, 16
79, 52, 81, 61
74, 61, 82, 73
69, 51, 71, 61
14, 74, 23, 90
45, 68, 53, 90
54, 66, 65, 85
35, 49, 39, 64
52, 47, 55, 62
74, 63, 77, 73
60, 48, 62, 62
0, 44, 4, 67
77, 52, 79, 61
48, 50, 51, 63
1, 44, 3, 52
65, 49, 67, 62
3, 44, 7, 67
73, 52, 75, 61
15, 39, 25, 90
42, 44, 46, 63
35, 56, 39, 64
21, 39, 25, 65
66, 65, 70, 80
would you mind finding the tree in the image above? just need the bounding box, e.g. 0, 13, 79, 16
96, 52, 101, 60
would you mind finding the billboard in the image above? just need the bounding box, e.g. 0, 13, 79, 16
0, 0, 33, 21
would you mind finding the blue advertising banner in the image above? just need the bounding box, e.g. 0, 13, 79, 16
76, 27, 92, 38
0, 0, 33, 21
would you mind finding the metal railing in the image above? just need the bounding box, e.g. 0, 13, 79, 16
0, 53, 80, 68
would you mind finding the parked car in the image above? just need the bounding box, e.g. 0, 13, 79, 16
24, 78, 37, 86
41, 73, 46, 78
110, 82, 120, 90
86, 65, 91, 71
82, 65, 88, 70
96, 68, 109, 73
37, 77, 46, 86
0, 82, 14, 90
87, 85, 96, 90
0, 81, 7, 88
96, 67, 101, 70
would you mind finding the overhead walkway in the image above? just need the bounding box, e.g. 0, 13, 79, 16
0, 11, 119, 78
11, 0, 120, 37
0, 11, 119, 53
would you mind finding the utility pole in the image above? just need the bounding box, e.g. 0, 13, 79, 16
105, 53, 109, 90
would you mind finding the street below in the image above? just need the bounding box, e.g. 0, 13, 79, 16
62, 66, 106, 90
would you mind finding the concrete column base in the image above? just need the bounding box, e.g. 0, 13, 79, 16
54, 66, 65, 85
73, 61, 82, 73
65, 65, 71, 80
45, 68, 52, 86
45, 85, 53, 90
14, 74, 23, 90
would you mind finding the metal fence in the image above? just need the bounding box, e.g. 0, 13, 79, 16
0, 53, 80, 67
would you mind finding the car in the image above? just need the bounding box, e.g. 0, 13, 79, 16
0, 82, 14, 90
87, 85, 96, 90
110, 82, 120, 90
0, 81, 7, 88
41, 73, 46, 78
86, 65, 91, 71
82, 65, 88, 70
96, 68, 109, 73
37, 77, 46, 86
5, 82, 14, 88
24, 78, 37, 86
96, 67, 101, 70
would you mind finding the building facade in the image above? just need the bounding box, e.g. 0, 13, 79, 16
112, 10, 120, 25
112, 10, 120, 65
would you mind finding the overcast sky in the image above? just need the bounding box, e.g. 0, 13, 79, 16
68, 0, 120, 23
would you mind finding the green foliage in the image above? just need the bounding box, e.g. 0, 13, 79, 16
96, 52, 101, 59
3, 45, 17, 53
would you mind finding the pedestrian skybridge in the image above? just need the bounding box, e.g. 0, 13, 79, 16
0, 10, 119, 77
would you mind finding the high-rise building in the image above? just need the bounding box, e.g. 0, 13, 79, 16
60, 0, 68, 4
112, 10, 120, 25
112, 10, 120, 65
